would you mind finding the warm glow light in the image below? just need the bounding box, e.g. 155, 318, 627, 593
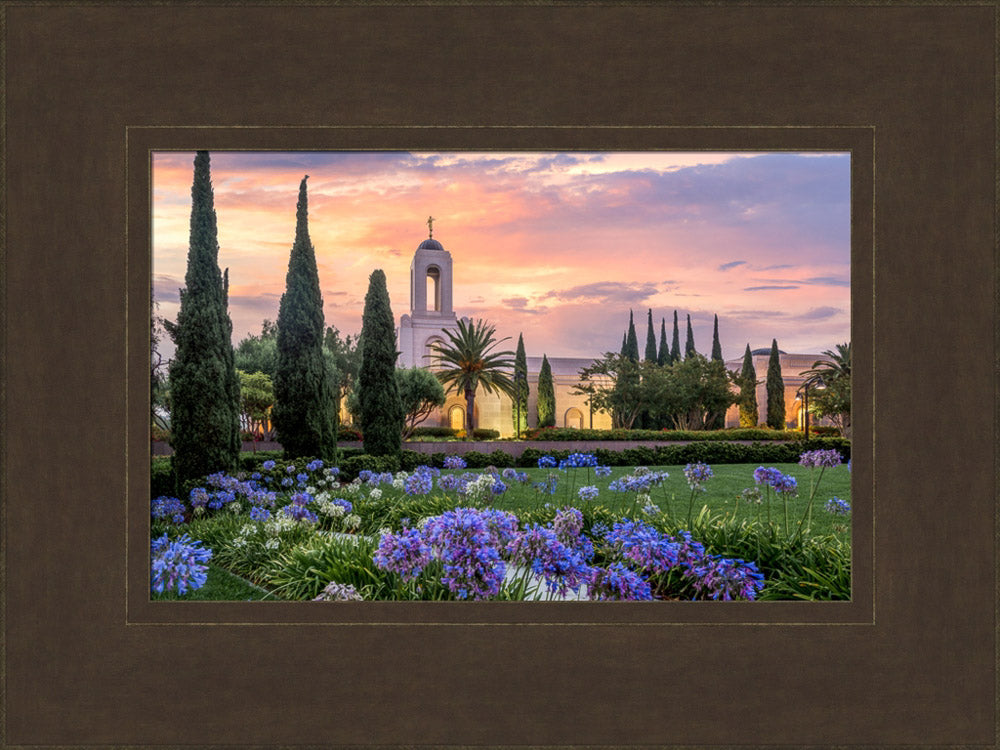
153, 151, 850, 362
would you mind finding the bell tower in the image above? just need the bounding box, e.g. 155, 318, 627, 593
397, 218, 460, 367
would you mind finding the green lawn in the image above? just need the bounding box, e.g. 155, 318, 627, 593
151, 562, 272, 601
483, 463, 852, 542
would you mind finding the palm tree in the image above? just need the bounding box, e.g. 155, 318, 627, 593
430, 318, 516, 435
800, 342, 851, 438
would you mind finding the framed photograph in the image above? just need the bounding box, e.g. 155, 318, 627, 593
4, 3, 995, 747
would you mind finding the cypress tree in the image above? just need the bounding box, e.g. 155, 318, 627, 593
685, 314, 696, 358
738, 344, 759, 427
707, 314, 725, 429
512, 333, 528, 436
357, 269, 404, 455
167, 151, 241, 490
272, 176, 336, 460
765, 338, 786, 429
657, 318, 668, 366
670, 310, 681, 364
625, 310, 640, 362
711, 314, 723, 362
644, 309, 657, 362
537, 354, 556, 428
620, 331, 627, 358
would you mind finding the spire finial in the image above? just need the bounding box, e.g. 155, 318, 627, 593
427, 215, 435, 238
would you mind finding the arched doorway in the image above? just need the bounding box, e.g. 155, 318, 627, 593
424, 335, 445, 368
449, 405, 465, 432
564, 407, 584, 430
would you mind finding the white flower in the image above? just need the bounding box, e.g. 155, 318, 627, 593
369, 488, 383, 500
239, 523, 256, 536
306, 486, 317, 495
343, 514, 362, 531
264, 537, 279, 550
392, 477, 405, 491
228, 501, 242, 514
193, 506, 206, 516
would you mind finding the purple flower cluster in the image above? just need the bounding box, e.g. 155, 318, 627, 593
404, 470, 434, 496
683, 463, 713, 490
151, 495, 185, 524
604, 522, 765, 601
421, 508, 519, 599
825, 496, 851, 515
507, 524, 592, 596
552, 507, 584, 543
533, 474, 559, 495
151, 533, 212, 595
443, 455, 467, 470
358, 470, 395, 486
374, 527, 432, 580
305, 459, 324, 472
501, 467, 529, 483
605, 520, 681, 572
753, 466, 797, 495
689, 555, 766, 601
587, 563, 653, 601
537, 456, 557, 468
438, 473, 472, 493
577, 485, 600, 503
594, 465, 613, 478
249, 506, 271, 522
281, 492, 318, 523
608, 471, 668, 494
262, 460, 276, 471
559, 452, 599, 470
799, 449, 843, 469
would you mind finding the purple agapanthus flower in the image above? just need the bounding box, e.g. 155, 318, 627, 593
799, 449, 843, 469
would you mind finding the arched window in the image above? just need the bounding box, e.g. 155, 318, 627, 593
564, 407, 584, 430
424, 336, 445, 368
449, 405, 465, 432
426, 265, 441, 312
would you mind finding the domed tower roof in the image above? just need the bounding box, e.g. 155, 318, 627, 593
418, 237, 444, 251
418, 215, 444, 250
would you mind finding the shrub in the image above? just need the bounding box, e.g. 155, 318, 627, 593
409, 426, 458, 438
522, 427, 809, 442
472, 428, 500, 440
339, 453, 400, 481
151, 458, 174, 498
337, 425, 363, 441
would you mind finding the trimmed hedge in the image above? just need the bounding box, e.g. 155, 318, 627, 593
523, 427, 814, 442
410, 426, 459, 438
471, 428, 500, 440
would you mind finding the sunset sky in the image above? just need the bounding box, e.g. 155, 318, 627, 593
152, 151, 850, 364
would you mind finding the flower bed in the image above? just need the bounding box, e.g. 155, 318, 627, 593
150, 450, 851, 601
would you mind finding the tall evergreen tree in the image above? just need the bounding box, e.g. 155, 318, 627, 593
685, 314, 696, 359
167, 151, 241, 490
705, 314, 726, 429
738, 344, 759, 427
537, 354, 556, 428
512, 333, 529, 436
357, 269, 404, 455
765, 338, 786, 429
644, 309, 658, 361
670, 310, 681, 364
272, 175, 336, 460
711, 314, 723, 362
657, 317, 669, 366
620, 332, 627, 357
625, 310, 640, 362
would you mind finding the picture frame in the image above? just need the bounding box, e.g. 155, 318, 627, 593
3, 3, 995, 747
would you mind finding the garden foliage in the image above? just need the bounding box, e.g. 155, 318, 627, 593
166, 151, 241, 490
272, 176, 337, 460
357, 269, 404, 456
537, 354, 555, 428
